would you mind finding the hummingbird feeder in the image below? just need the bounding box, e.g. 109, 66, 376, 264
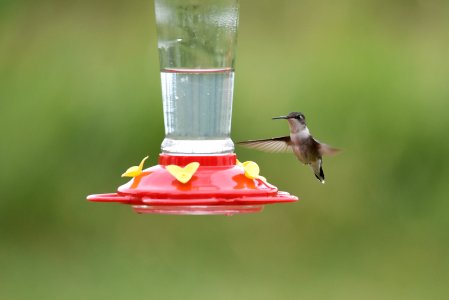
87, 0, 298, 215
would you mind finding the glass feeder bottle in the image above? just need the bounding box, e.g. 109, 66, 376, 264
155, 0, 238, 154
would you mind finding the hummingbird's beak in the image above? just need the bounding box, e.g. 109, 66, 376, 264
272, 116, 288, 120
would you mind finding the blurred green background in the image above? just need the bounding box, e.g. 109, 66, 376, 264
1, 0, 449, 299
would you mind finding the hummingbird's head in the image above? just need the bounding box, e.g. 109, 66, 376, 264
273, 112, 307, 132
287, 112, 306, 124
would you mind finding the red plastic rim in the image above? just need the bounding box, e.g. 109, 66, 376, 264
159, 153, 236, 166
87, 154, 298, 215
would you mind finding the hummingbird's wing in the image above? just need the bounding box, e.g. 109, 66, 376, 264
237, 136, 293, 153
316, 139, 340, 156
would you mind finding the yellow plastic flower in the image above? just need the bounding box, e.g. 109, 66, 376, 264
237, 159, 267, 181
121, 156, 149, 177
166, 162, 200, 184
240, 160, 260, 179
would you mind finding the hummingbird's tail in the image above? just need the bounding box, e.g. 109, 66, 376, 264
311, 160, 325, 184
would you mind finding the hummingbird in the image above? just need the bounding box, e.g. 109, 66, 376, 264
237, 112, 339, 183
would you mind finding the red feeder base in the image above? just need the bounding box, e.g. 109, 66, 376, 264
87, 154, 298, 215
